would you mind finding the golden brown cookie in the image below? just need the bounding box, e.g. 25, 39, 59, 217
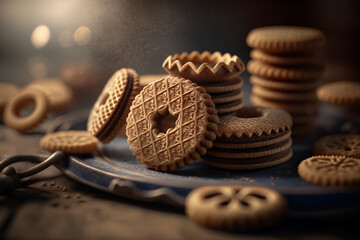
298, 155, 360, 186
27, 78, 74, 112
0, 82, 19, 115
198, 77, 243, 93
140, 74, 168, 88
252, 85, 317, 102
211, 89, 243, 104
185, 185, 288, 231
215, 100, 243, 115
250, 49, 321, 66
87, 68, 140, 143
162, 51, 245, 82
316, 81, 360, 106
247, 59, 324, 80
250, 75, 321, 91
4, 88, 49, 133
40, 130, 98, 154
313, 134, 360, 158
246, 26, 326, 54
126, 76, 219, 171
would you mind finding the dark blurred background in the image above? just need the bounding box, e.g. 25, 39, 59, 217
0, 0, 359, 107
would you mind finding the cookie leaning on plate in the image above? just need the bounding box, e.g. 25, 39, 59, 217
87, 68, 140, 143
126, 75, 219, 172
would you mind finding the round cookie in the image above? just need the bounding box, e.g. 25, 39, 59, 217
252, 85, 317, 102
250, 49, 321, 66
0, 82, 19, 115
298, 155, 360, 186
162, 51, 245, 82
87, 68, 140, 143
198, 77, 243, 93
215, 100, 243, 115
126, 76, 219, 172
313, 134, 360, 158
40, 130, 98, 154
316, 81, 360, 106
246, 26, 326, 54
4, 88, 49, 133
250, 75, 321, 91
140, 74, 168, 88
247, 59, 324, 81
27, 78, 73, 112
211, 89, 243, 104
185, 185, 288, 231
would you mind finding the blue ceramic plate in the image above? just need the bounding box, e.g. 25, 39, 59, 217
52, 110, 360, 210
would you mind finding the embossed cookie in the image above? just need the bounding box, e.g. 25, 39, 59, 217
0, 82, 19, 116
313, 134, 360, 158
185, 185, 288, 231
162, 51, 245, 82
27, 78, 73, 112
126, 76, 219, 171
316, 81, 360, 106
88, 68, 140, 143
140, 74, 168, 88
4, 88, 49, 133
298, 155, 360, 186
40, 130, 98, 154
246, 26, 326, 54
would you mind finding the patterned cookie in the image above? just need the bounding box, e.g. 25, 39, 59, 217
250, 75, 321, 91
140, 74, 168, 88
246, 26, 326, 54
162, 51, 245, 82
40, 130, 98, 154
27, 78, 73, 112
298, 155, 360, 186
0, 82, 19, 114
247, 59, 324, 80
316, 81, 360, 106
211, 89, 243, 104
126, 76, 219, 172
215, 100, 243, 115
4, 88, 49, 133
88, 68, 140, 143
216, 106, 292, 138
252, 85, 317, 102
313, 134, 360, 158
185, 185, 288, 231
250, 49, 321, 66
198, 77, 243, 93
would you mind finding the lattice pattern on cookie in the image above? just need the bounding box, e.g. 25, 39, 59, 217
126, 76, 218, 171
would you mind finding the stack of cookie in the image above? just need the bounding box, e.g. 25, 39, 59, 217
246, 26, 326, 141
201, 106, 293, 170
162, 51, 245, 115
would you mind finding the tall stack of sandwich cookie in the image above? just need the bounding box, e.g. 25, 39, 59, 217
162, 51, 245, 115
246, 26, 326, 141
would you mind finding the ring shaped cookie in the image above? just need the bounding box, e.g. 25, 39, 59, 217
87, 68, 140, 143
126, 76, 219, 171
186, 185, 288, 231
4, 88, 48, 133
216, 106, 292, 138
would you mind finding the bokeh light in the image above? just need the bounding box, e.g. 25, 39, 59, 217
74, 26, 91, 46
30, 25, 51, 48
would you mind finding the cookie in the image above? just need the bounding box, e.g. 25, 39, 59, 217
27, 78, 74, 112
0, 82, 19, 115
250, 49, 321, 66
162, 51, 245, 82
246, 26, 326, 54
140, 74, 168, 88
87, 68, 140, 143
126, 76, 219, 171
185, 185, 287, 231
247, 59, 324, 80
215, 100, 243, 115
298, 155, 360, 186
250, 75, 321, 91
4, 88, 49, 133
316, 81, 360, 106
313, 134, 360, 158
211, 89, 243, 104
252, 85, 317, 102
198, 77, 243, 93
40, 130, 98, 154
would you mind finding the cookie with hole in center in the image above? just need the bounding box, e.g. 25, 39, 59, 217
185, 185, 288, 231
126, 75, 219, 172
313, 134, 360, 158
87, 68, 140, 143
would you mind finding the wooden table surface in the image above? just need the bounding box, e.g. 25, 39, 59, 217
1, 117, 359, 240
